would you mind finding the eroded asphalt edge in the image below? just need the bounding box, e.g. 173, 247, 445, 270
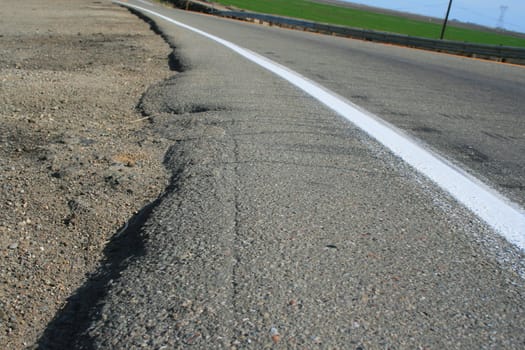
38, 3, 525, 349
117, 1, 525, 253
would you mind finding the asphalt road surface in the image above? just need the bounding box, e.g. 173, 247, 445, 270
39, 1, 525, 348
133, 0, 525, 209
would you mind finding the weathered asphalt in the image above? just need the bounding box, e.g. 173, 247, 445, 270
134, 0, 525, 208
40, 1, 525, 349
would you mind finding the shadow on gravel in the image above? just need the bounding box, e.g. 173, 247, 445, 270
35, 163, 182, 349
36, 8, 188, 349
35, 201, 155, 349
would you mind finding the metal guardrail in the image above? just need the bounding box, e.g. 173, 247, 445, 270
215, 10, 525, 63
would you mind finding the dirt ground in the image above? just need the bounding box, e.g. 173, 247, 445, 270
0, 0, 174, 348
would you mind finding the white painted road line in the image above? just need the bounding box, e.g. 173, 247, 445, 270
114, 1, 525, 251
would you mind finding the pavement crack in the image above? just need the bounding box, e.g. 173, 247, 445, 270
215, 159, 401, 177
231, 137, 242, 308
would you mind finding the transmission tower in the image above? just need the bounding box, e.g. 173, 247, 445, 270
497, 5, 508, 29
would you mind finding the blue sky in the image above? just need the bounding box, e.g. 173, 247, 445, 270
346, 0, 525, 33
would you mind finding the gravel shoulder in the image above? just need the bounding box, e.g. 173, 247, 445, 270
0, 0, 173, 348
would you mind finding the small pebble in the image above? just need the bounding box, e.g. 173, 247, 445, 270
270, 327, 280, 343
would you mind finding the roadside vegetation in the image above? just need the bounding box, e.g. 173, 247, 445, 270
213, 0, 525, 47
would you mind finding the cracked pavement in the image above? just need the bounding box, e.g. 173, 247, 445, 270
36, 3, 525, 348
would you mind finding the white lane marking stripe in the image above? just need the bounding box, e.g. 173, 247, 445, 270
114, 1, 525, 251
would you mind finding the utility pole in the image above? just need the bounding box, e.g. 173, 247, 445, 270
440, 0, 453, 40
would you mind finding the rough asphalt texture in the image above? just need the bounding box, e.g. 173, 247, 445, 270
34, 2, 525, 349
152, 3, 525, 209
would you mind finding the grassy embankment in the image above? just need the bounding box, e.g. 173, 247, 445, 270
213, 0, 525, 47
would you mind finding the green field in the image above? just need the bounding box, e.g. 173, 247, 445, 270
213, 0, 525, 47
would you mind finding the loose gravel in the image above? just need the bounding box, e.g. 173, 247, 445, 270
0, 0, 173, 348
